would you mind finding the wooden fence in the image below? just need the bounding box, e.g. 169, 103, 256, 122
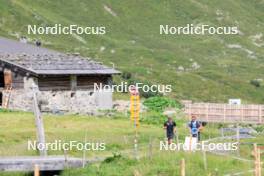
183, 102, 264, 124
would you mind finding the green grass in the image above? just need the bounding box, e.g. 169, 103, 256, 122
0, 111, 165, 157
0, 0, 263, 102
62, 153, 253, 176
0, 111, 263, 175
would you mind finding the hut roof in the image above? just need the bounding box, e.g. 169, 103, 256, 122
0, 37, 119, 75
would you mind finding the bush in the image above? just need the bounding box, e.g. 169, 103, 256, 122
143, 96, 182, 112
103, 153, 122, 163
139, 87, 161, 98
140, 111, 167, 125
250, 79, 261, 87
254, 125, 264, 133
121, 71, 132, 80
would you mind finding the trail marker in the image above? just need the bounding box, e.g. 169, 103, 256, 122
130, 86, 140, 128
130, 86, 140, 159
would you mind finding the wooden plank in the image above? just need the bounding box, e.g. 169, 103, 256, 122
4, 68, 12, 88
38, 76, 71, 91
0, 156, 85, 171
184, 102, 264, 124
77, 75, 108, 89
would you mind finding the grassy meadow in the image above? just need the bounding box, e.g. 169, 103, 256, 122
0, 110, 263, 175
0, 0, 263, 102
0, 1, 263, 175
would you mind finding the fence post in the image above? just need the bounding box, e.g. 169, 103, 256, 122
221, 128, 224, 137
203, 150, 207, 171
253, 144, 261, 176
206, 103, 209, 122
176, 131, 179, 147
34, 164, 39, 176
64, 148, 68, 168
236, 123, 240, 156
224, 104, 226, 123
180, 158, 185, 176
241, 105, 244, 123
259, 149, 262, 176
258, 149, 261, 176
82, 131, 87, 168
148, 137, 153, 160
259, 105, 262, 124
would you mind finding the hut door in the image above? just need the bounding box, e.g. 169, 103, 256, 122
4, 69, 12, 88
0, 71, 4, 88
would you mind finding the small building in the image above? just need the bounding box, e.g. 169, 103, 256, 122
0, 37, 119, 113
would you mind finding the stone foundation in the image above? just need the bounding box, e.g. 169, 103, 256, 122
6, 89, 113, 114
7, 89, 33, 111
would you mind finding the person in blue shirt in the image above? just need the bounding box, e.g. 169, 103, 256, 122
188, 114, 202, 141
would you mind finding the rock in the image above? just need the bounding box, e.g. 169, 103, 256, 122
177, 66, 184, 71
191, 62, 200, 70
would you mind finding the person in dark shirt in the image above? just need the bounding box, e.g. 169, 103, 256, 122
163, 116, 176, 144
188, 114, 202, 141
36, 40, 41, 47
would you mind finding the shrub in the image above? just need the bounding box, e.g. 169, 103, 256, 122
103, 153, 122, 163
121, 71, 132, 80
250, 79, 261, 87
140, 111, 167, 125
143, 96, 182, 112
254, 125, 264, 133
139, 88, 160, 98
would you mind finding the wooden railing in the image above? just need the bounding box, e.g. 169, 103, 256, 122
183, 102, 264, 124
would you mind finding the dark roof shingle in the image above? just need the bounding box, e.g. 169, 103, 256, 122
0, 54, 119, 75
0, 37, 119, 75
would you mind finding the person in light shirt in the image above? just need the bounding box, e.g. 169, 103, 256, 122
188, 114, 202, 141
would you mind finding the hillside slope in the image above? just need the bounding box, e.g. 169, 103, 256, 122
0, 0, 263, 102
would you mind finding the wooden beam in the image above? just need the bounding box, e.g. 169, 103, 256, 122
70, 75, 77, 91
32, 85, 47, 156
0, 156, 88, 171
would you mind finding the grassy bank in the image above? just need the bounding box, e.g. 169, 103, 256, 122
62, 152, 253, 176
